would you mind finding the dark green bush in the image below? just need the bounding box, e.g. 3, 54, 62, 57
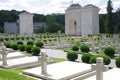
0, 38, 3, 41
5, 37, 9, 41
80, 45, 90, 53
11, 44, 18, 50
104, 47, 115, 57
72, 45, 79, 51
116, 57, 120, 68
18, 45, 25, 51
67, 52, 78, 61
31, 46, 40, 56
35, 41, 44, 48
81, 53, 93, 63
17, 41, 24, 45
4, 42, 11, 48
27, 41, 34, 45
89, 53, 111, 65
25, 45, 33, 53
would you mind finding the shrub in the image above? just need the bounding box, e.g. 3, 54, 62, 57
81, 53, 93, 63
67, 52, 78, 61
27, 41, 34, 45
31, 46, 40, 56
18, 45, 25, 51
89, 53, 111, 65
80, 45, 90, 53
116, 57, 120, 68
25, 45, 33, 53
104, 47, 115, 57
4, 42, 11, 48
11, 44, 18, 50
72, 45, 79, 51
17, 41, 24, 45
0, 38, 4, 41
35, 41, 44, 48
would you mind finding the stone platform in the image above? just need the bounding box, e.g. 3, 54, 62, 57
0, 52, 25, 61
22, 61, 94, 80
0, 56, 40, 69
85, 68, 120, 80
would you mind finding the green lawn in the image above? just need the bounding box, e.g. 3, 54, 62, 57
0, 68, 35, 80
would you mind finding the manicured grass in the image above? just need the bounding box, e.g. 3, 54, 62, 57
53, 58, 66, 62
0, 68, 35, 80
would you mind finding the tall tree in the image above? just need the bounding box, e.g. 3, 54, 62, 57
105, 0, 114, 34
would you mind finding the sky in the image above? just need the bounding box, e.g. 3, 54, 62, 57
0, 0, 120, 15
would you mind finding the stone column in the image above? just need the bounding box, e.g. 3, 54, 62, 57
41, 52, 47, 74
96, 58, 103, 80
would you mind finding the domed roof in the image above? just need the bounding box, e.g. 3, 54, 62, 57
85, 4, 98, 8
69, 4, 81, 8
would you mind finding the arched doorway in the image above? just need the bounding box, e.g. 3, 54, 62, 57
69, 19, 76, 35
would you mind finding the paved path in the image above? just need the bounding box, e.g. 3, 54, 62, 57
41, 49, 82, 62
41, 49, 116, 68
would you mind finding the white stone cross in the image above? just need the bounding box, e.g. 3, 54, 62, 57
41, 52, 47, 74
91, 58, 108, 80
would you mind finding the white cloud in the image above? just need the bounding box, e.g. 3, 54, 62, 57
0, 0, 120, 14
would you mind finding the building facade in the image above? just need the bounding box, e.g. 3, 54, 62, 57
65, 4, 100, 36
4, 11, 46, 34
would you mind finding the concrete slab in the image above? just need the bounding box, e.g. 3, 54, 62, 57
0, 52, 25, 60
0, 56, 40, 69
22, 61, 93, 80
85, 68, 120, 80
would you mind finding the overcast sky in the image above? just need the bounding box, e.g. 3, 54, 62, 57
0, 0, 120, 15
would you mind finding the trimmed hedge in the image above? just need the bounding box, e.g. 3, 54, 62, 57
11, 44, 18, 50
116, 57, 120, 68
31, 46, 40, 56
27, 41, 34, 45
18, 45, 25, 51
17, 41, 24, 45
67, 52, 78, 61
4, 42, 12, 48
81, 53, 93, 63
104, 47, 115, 57
72, 45, 79, 51
89, 53, 111, 65
35, 41, 44, 48
25, 45, 33, 53
80, 45, 90, 53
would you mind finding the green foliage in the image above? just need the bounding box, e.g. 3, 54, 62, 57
104, 47, 115, 57
116, 57, 120, 68
4, 42, 11, 48
31, 46, 40, 56
105, 0, 114, 34
67, 52, 78, 61
81, 53, 93, 63
89, 53, 111, 65
35, 41, 44, 48
80, 45, 90, 53
27, 41, 34, 45
18, 45, 25, 51
11, 44, 18, 50
72, 45, 79, 51
17, 41, 24, 45
25, 45, 33, 53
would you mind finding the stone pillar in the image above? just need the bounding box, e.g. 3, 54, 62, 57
96, 58, 103, 80
1, 44, 7, 66
41, 52, 47, 74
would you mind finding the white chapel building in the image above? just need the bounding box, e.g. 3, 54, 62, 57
65, 4, 100, 36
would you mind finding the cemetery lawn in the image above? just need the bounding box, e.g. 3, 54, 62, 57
54, 58, 66, 62
0, 68, 35, 80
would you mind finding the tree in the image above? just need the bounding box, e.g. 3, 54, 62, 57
105, 0, 114, 34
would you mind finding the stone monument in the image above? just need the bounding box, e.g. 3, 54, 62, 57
65, 4, 100, 36
19, 11, 33, 34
